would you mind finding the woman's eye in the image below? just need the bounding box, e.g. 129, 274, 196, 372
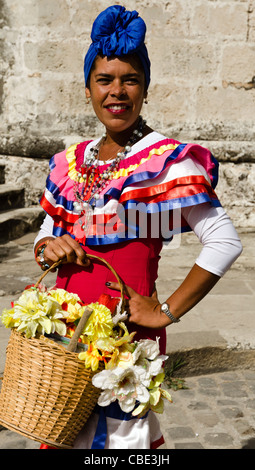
96, 78, 139, 85
125, 79, 139, 85
97, 79, 111, 84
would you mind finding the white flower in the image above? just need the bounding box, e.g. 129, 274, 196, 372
92, 366, 150, 413
134, 382, 150, 404
96, 389, 114, 407
132, 364, 152, 388
92, 367, 125, 390
92, 334, 169, 414
132, 337, 161, 363
146, 355, 168, 377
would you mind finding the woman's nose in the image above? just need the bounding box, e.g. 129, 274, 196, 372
110, 80, 126, 97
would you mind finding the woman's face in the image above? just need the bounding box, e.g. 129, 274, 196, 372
85, 55, 147, 136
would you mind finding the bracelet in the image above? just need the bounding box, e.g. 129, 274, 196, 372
35, 240, 50, 271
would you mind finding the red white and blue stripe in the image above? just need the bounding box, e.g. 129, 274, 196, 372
40, 136, 221, 246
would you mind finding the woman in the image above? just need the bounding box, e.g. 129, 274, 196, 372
35, 5, 242, 449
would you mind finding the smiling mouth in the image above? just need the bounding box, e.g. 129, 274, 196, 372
105, 104, 130, 114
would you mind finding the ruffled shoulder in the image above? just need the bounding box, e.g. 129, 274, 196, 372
39, 137, 221, 245
102, 140, 219, 203
46, 140, 92, 187
40, 137, 183, 218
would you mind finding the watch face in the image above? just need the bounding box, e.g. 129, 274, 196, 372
161, 303, 168, 312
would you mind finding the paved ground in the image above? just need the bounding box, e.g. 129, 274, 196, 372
0, 229, 254, 450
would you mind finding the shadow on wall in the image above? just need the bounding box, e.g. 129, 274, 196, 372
242, 438, 255, 449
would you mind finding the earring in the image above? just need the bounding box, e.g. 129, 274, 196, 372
86, 97, 91, 105
144, 98, 148, 104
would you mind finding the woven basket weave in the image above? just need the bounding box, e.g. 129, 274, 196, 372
0, 254, 125, 448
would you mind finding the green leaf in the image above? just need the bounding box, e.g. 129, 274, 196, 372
132, 403, 149, 418
149, 388, 161, 406
161, 388, 173, 403
151, 398, 164, 414
151, 372, 165, 388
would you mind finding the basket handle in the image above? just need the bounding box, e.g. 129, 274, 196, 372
66, 306, 93, 352
34, 254, 126, 353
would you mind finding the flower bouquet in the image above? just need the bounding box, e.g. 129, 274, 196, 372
0, 255, 172, 448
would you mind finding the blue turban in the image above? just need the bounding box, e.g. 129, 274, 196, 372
84, 5, 151, 89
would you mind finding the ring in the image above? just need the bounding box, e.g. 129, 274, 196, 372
38, 252, 50, 270
35, 240, 50, 270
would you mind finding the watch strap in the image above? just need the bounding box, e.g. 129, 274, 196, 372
161, 303, 180, 323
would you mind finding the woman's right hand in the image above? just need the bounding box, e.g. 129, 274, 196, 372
39, 235, 90, 268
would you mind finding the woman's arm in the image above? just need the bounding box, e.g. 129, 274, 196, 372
107, 204, 243, 328
107, 263, 220, 329
160, 262, 220, 323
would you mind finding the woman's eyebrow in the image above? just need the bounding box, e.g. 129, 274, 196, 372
95, 73, 140, 79
95, 73, 113, 78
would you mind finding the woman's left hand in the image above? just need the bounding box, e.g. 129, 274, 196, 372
106, 282, 169, 329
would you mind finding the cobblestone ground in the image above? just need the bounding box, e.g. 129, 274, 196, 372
0, 369, 254, 449
158, 369, 255, 450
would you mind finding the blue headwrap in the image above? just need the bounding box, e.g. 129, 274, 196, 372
84, 5, 151, 89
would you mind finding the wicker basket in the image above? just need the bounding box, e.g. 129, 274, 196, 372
0, 254, 125, 449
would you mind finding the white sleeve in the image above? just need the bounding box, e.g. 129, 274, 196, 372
34, 214, 55, 247
182, 203, 243, 277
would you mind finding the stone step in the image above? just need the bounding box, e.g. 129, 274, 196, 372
0, 164, 5, 184
0, 207, 44, 243
0, 184, 25, 211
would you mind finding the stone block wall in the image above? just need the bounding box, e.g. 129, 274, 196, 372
0, 0, 255, 228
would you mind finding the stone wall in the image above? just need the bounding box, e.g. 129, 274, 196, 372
1, 0, 255, 228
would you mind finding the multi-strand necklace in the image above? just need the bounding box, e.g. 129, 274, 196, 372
73, 116, 146, 236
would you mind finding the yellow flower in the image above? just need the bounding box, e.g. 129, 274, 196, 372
82, 302, 114, 342
1, 308, 19, 329
94, 330, 136, 369
49, 289, 80, 309
48, 288, 81, 305
0, 289, 67, 338
65, 303, 87, 323
47, 288, 86, 322
78, 342, 102, 371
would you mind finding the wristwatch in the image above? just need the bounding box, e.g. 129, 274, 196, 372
161, 302, 180, 323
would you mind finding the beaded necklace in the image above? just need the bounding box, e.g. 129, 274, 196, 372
73, 116, 146, 236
